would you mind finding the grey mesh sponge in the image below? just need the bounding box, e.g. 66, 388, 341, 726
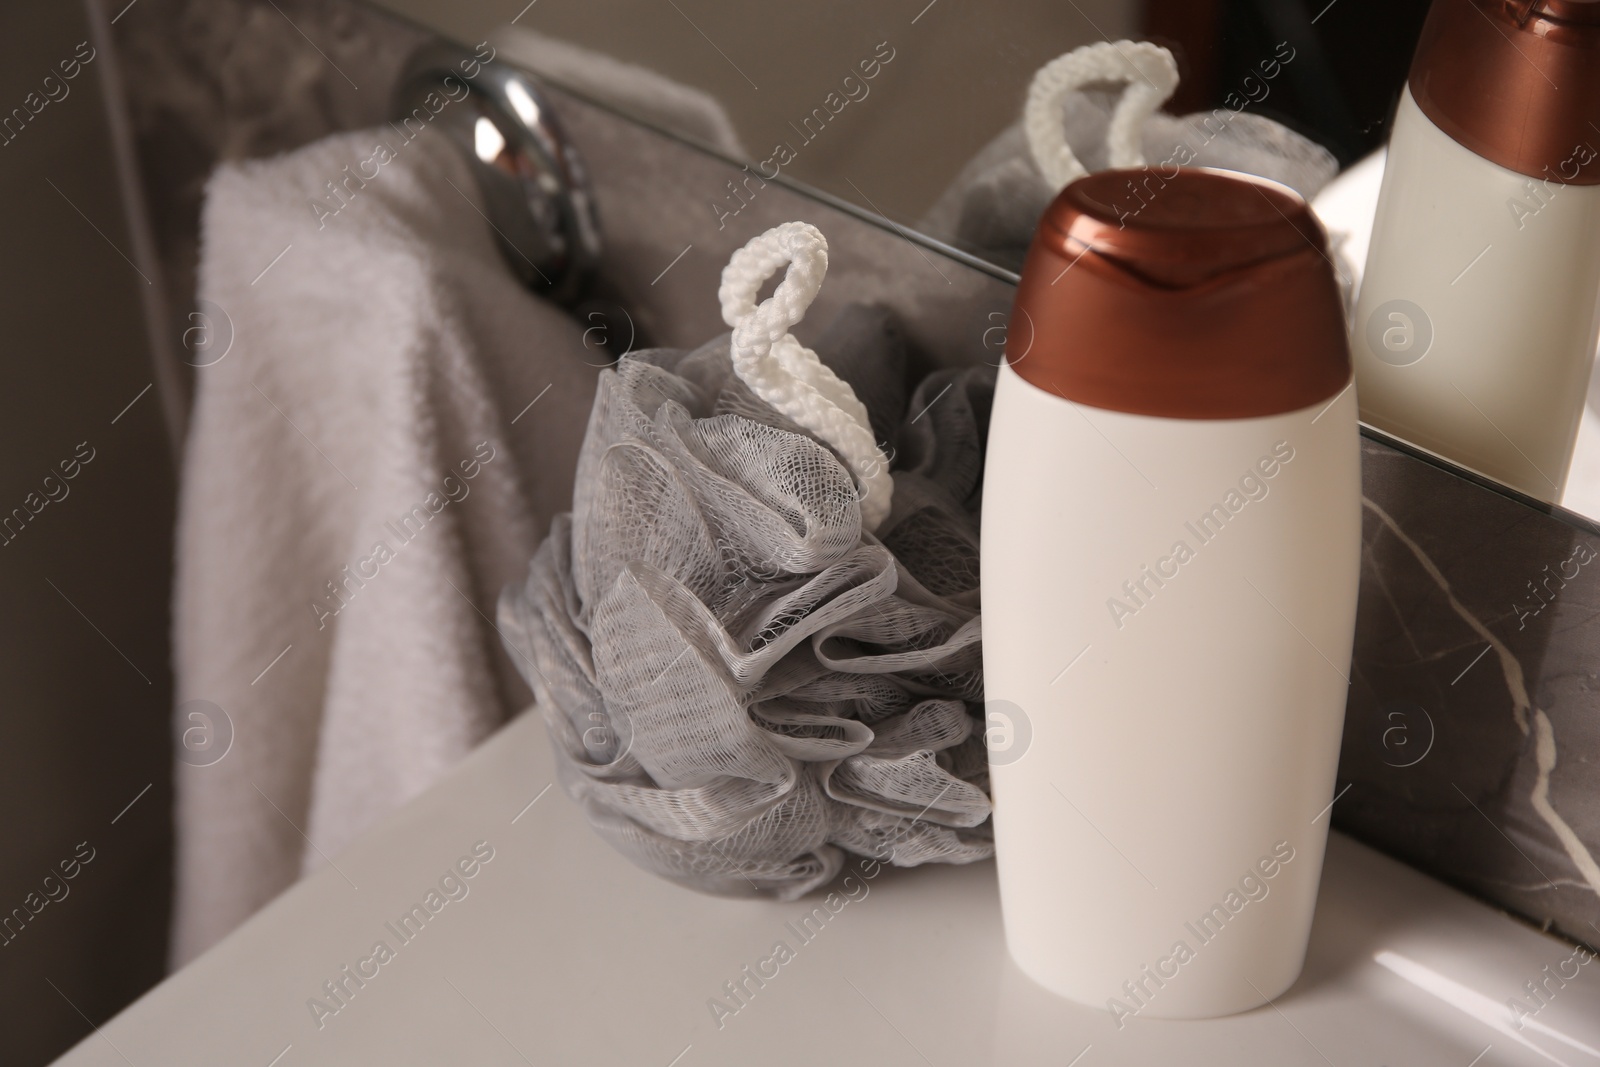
498, 305, 996, 899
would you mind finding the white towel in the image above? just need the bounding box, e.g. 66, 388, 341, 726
172, 125, 597, 964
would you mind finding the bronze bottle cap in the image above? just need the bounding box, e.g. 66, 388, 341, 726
1410, 0, 1600, 184
1005, 168, 1351, 419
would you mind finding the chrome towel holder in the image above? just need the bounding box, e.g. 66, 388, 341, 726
393, 42, 601, 304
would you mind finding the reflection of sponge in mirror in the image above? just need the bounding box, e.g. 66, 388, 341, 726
921, 40, 1340, 270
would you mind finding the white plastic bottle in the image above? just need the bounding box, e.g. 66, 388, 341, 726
1353, 0, 1600, 503
982, 168, 1360, 1019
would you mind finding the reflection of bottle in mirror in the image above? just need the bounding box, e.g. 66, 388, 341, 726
1353, 0, 1600, 503
982, 169, 1359, 1018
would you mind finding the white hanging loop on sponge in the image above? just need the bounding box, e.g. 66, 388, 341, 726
719, 221, 893, 533
1024, 40, 1180, 190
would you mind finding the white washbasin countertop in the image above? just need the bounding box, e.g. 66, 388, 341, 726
55, 711, 1600, 1066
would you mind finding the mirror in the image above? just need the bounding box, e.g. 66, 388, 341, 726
368, 0, 1600, 527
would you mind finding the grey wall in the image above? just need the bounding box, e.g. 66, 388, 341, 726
368, 0, 1142, 225
0, 4, 425, 1064
0, 2, 177, 1064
